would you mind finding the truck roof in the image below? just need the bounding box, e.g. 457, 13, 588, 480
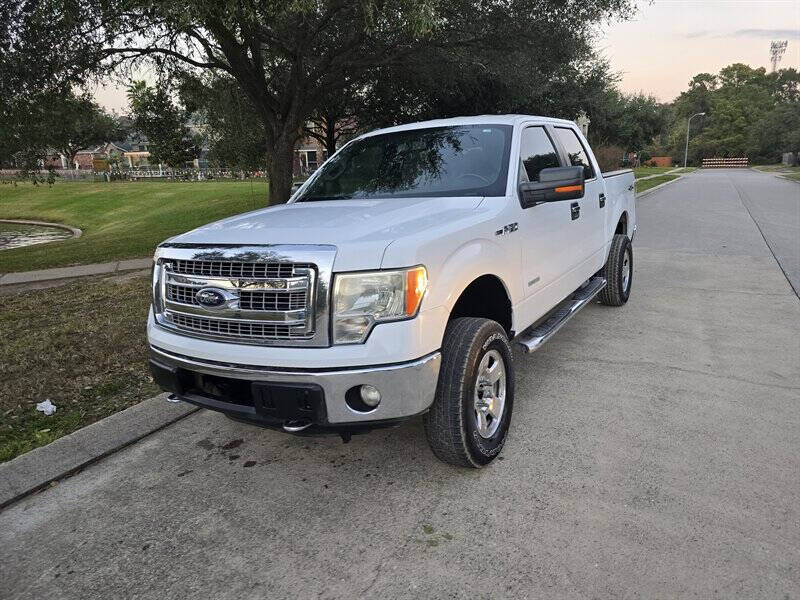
360, 114, 577, 138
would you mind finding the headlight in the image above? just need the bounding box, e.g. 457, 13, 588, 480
332, 266, 427, 344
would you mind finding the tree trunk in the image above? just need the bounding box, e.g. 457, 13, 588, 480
324, 116, 337, 156
65, 149, 78, 170
266, 133, 296, 205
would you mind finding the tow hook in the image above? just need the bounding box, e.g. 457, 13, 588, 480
282, 419, 312, 433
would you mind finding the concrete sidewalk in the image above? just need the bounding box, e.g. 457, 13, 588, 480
634, 166, 686, 181
0, 257, 151, 285
0, 394, 198, 509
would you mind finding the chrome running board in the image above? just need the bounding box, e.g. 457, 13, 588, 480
515, 277, 606, 353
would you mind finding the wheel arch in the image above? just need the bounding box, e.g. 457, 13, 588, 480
615, 211, 629, 236
447, 274, 513, 336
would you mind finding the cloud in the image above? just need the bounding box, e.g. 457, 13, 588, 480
685, 30, 709, 39
733, 28, 800, 40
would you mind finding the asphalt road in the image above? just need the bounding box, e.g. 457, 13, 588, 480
2, 169, 799, 599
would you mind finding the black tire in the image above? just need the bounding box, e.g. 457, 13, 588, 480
424, 317, 514, 468
598, 234, 632, 306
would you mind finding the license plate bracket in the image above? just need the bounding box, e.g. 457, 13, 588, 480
250, 382, 325, 422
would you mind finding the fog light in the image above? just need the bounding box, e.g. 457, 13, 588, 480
359, 385, 381, 407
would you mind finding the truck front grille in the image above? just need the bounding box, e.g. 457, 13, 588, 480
239, 289, 307, 311
157, 259, 317, 344
171, 259, 313, 279
166, 283, 307, 312
166, 283, 198, 305
167, 313, 306, 341
152, 245, 335, 347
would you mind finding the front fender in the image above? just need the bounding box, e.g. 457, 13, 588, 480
433, 238, 514, 313
383, 234, 518, 348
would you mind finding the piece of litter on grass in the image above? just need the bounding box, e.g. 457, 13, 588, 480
35, 399, 57, 416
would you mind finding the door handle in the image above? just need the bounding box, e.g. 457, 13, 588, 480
599, 193, 606, 208
571, 202, 580, 220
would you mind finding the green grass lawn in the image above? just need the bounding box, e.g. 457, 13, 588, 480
753, 165, 800, 173
0, 180, 269, 272
633, 166, 676, 179
636, 174, 679, 194
781, 172, 800, 182
0, 274, 158, 462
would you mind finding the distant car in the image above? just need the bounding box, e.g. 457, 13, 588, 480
148, 115, 636, 467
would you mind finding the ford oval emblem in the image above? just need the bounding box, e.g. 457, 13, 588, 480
195, 288, 227, 308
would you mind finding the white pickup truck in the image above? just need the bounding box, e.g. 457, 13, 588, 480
149, 115, 636, 467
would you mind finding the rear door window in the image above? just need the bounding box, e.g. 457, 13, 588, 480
519, 127, 561, 182
554, 127, 595, 180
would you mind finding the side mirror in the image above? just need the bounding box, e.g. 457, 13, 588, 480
518, 166, 585, 208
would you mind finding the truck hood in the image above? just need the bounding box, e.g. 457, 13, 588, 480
165, 197, 485, 271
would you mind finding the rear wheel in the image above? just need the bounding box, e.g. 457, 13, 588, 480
424, 317, 514, 467
598, 234, 632, 306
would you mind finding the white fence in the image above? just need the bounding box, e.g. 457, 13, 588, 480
1, 168, 269, 182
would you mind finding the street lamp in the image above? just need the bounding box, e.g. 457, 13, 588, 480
684, 112, 706, 168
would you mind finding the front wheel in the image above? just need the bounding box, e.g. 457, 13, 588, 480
598, 234, 632, 306
424, 317, 514, 468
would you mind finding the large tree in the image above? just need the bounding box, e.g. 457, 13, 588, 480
0, 0, 109, 168
304, 84, 361, 157
179, 74, 268, 171
748, 102, 800, 163
49, 91, 125, 168
127, 81, 201, 168
662, 63, 800, 164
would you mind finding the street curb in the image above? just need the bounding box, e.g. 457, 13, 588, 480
635, 172, 688, 199
0, 394, 200, 509
0, 257, 152, 285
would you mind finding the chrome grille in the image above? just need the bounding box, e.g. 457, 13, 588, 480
239, 289, 307, 311
172, 259, 313, 279
166, 283, 199, 305
153, 245, 336, 347
165, 283, 307, 312
167, 313, 306, 340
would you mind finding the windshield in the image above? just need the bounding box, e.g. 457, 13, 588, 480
296, 124, 512, 201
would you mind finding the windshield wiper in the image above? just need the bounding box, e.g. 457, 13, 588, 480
297, 194, 354, 202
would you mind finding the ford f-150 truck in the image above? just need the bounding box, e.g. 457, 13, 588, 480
148, 115, 636, 467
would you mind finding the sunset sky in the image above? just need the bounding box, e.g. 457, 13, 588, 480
94, 0, 800, 112
601, 0, 800, 101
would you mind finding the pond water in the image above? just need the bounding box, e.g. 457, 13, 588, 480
0, 222, 74, 250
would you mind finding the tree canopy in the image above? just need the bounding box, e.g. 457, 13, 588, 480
127, 81, 201, 168
49, 91, 125, 167
2, 0, 636, 200
658, 64, 800, 164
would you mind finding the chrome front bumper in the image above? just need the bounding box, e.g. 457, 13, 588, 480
149, 345, 441, 426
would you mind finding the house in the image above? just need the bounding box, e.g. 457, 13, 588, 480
42, 142, 130, 170
294, 137, 328, 177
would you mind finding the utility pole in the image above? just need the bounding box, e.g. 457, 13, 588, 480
770, 41, 788, 72
684, 112, 705, 168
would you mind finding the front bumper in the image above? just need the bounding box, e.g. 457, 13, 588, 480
149, 345, 441, 432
